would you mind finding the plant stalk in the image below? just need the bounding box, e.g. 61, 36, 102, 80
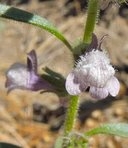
62, 95, 79, 147
64, 95, 79, 136
83, 0, 100, 44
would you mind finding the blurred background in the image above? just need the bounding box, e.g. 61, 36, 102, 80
0, 0, 128, 147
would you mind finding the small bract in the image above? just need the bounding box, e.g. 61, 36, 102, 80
5, 50, 53, 93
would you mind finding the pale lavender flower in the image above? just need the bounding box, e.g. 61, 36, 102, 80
5, 50, 53, 93
66, 36, 120, 99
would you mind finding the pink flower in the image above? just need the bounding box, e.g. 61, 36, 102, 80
66, 36, 120, 99
5, 50, 53, 93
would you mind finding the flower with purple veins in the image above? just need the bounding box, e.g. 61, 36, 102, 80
66, 35, 120, 99
5, 50, 53, 93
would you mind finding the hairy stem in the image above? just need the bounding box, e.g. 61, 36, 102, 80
83, 0, 100, 44
64, 95, 79, 136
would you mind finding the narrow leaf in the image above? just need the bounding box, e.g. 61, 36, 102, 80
85, 123, 128, 137
0, 4, 72, 50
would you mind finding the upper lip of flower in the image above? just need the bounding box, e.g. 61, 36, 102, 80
27, 50, 37, 73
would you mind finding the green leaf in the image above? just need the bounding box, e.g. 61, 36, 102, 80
0, 142, 21, 148
0, 4, 72, 50
85, 123, 128, 137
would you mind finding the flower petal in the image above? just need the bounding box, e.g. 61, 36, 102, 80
106, 76, 120, 97
65, 73, 79, 95
65, 72, 88, 95
5, 63, 28, 92
65, 72, 81, 95
90, 86, 108, 99
27, 50, 37, 73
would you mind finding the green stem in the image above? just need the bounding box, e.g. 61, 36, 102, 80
83, 0, 99, 44
64, 95, 79, 136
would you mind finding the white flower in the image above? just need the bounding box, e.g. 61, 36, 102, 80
66, 49, 120, 99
